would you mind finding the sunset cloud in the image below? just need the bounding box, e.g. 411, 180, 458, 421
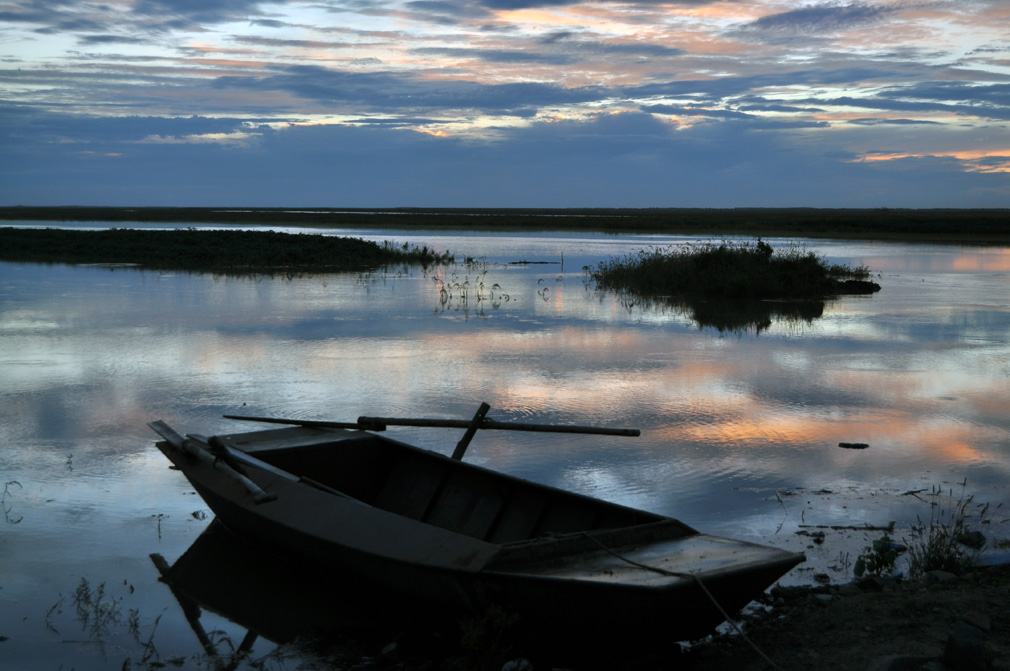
1, 0, 1009, 206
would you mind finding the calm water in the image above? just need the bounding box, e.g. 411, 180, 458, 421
2, 225, 1009, 669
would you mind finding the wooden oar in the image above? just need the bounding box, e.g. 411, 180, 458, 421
223, 412, 640, 437
149, 420, 277, 504
222, 415, 382, 430
358, 415, 640, 437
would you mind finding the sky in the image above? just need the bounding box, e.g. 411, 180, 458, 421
1, 0, 1009, 208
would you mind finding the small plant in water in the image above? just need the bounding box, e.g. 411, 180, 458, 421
458, 605, 521, 671
72, 578, 123, 639
3, 480, 23, 524
854, 534, 899, 578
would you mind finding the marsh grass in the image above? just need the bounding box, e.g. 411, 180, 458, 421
904, 481, 1004, 577
591, 239, 875, 301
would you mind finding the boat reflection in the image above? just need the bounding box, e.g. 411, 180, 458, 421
150, 520, 438, 666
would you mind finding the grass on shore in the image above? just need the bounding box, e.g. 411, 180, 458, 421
0, 227, 453, 273
591, 239, 877, 302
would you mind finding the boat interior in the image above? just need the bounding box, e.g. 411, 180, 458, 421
227, 429, 689, 546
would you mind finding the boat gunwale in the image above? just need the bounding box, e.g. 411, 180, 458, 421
199, 427, 803, 576
211, 424, 690, 538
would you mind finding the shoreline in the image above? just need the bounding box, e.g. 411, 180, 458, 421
3, 206, 1010, 244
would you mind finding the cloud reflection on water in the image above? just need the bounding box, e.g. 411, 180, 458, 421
2, 236, 1010, 669
1, 239, 1008, 526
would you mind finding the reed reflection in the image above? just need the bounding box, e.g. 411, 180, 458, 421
602, 290, 830, 334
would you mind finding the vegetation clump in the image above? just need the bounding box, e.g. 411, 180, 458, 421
591, 239, 879, 301
854, 534, 901, 578
0, 227, 453, 273
904, 482, 999, 577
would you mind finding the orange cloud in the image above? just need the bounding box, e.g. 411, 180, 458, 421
853, 149, 1010, 173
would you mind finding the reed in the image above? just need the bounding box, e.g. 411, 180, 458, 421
591, 239, 876, 301
903, 482, 1001, 577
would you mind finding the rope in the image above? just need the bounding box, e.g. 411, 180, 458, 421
581, 533, 784, 671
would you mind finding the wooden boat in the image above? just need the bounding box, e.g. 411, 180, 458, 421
150, 405, 804, 646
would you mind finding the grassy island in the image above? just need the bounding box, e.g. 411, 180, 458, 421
0, 227, 453, 273
591, 240, 879, 302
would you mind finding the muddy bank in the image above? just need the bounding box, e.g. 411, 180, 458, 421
685, 564, 1010, 671
220, 566, 1010, 671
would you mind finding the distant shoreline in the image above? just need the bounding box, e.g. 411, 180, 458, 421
2, 206, 1009, 244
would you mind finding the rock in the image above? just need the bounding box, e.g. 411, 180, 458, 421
379, 642, 399, 659
770, 584, 819, 600
943, 621, 986, 670
956, 531, 986, 549
866, 654, 939, 670
923, 570, 958, 585
961, 610, 992, 633
837, 582, 863, 597
857, 576, 884, 592
812, 593, 836, 605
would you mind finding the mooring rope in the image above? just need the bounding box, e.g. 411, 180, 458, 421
581, 533, 784, 671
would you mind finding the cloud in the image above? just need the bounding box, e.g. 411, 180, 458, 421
411, 47, 574, 65
738, 103, 827, 114
1, 0, 284, 41
212, 64, 608, 114
405, 0, 492, 21
625, 66, 901, 104
411, 39, 683, 65
5, 103, 1008, 209
476, 0, 719, 8
742, 2, 898, 34
78, 35, 149, 45
0, 5, 108, 33
131, 0, 281, 27
249, 18, 289, 28
847, 118, 942, 125
816, 82, 1010, 121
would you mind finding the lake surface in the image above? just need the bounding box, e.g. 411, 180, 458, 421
2, 224, 1009, 669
